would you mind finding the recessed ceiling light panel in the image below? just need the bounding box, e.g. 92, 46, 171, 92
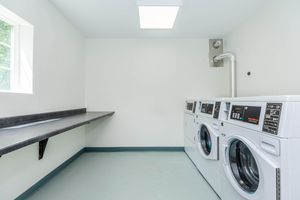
138, 6, 180, 29
137, 0, 182, 29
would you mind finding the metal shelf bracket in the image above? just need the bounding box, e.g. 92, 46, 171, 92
39, 139, 48, 160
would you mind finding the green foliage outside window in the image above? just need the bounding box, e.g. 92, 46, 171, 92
0, 19, 13, 90
0, 20, 12, 45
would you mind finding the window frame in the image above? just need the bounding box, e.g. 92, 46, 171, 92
0, 14, 20, 93
0, 4, 34, 94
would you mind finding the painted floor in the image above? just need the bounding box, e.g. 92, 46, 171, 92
25, 152, 220, 200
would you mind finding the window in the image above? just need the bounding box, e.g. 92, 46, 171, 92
0, 17, 17, 91
0, 5, 33, 94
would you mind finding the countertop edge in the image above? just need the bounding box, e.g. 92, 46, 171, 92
0, 111, 115, 157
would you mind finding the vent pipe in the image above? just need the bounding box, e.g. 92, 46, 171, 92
209, 39, 237, 97
214, 52, 236, 97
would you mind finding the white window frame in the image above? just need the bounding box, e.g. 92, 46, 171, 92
0, 4, 33, 94
0, 15, 20, 92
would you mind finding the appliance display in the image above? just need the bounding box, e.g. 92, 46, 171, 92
201, 103, 214, 115
230, 105, 261, 125
186, 102, 194, 112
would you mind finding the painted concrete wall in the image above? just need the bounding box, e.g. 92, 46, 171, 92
85, 39, 230, 147
225, 0, 300, 96
0, 0, 86, 199
0, 0, 85, 117
0, 127, 85, 199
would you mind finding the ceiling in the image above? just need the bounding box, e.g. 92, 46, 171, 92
49, 0, 268, 38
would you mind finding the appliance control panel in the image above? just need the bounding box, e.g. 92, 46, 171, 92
213, 102, 221, 119
186, 102, 194, 112
201, 103, 214, 115
231, 105, 261, 125
263, 103, 282, 135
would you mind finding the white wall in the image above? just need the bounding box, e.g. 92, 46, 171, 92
85, 39, 229, 147
0, 127, 85, 200
0, 0, 86, 199
225, 0, 300, 96
0, 0, 85, 117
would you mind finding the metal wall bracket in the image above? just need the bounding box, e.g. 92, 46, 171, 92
39, 139, 48, 160
209, 39, 224, 67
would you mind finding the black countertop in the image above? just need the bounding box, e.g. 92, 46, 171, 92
0, 111, 114, 157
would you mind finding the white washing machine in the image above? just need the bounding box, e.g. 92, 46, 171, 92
220, 96, 300, 200
194, 99, 223, 196
218, 98, 247, 200
184, 100, 200, 164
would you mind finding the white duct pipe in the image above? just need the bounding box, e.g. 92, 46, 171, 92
214, 52, 236, 97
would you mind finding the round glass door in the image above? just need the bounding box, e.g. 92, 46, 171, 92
229, 139, 259, 193
199, 125, 212, 155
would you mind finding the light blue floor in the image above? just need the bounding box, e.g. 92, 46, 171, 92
26, 152, 220, 200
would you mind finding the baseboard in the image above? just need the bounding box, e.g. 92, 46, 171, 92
15, 146, 184, 199
85, 146, 184, 152
16, 148, 85, 200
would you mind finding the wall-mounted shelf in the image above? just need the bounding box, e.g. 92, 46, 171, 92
0, 111, 114, 159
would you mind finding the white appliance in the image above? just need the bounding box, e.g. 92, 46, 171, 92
184, 100, 200, 163
220, 96, 300, 200
194, 99, 223, 196
218, 98, 249, 200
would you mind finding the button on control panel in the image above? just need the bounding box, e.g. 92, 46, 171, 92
263, 103, 282, 135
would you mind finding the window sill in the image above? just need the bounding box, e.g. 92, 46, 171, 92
0, 90, 33, 95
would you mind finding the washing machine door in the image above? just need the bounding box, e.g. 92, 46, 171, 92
197, 123, 219, 160
229, 139, 259, 193
223, 136, 279, 200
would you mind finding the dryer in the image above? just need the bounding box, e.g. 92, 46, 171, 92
194, 99, 223, 196
184, 100, 200, 164
220, 96, 300, 200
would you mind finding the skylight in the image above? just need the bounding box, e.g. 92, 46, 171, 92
138, 6, 180, 29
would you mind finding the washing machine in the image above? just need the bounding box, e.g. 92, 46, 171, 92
184, 100, 200, 163
193, 99, 223, 196
220, 96, 300, 200
218, 98, 247, 200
